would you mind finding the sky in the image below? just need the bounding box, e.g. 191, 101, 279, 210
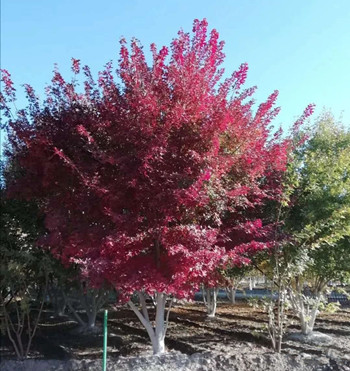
1, 0, 350, 137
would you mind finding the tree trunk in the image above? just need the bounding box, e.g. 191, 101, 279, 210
225, 287, 236, 304
299, 294, 321, 335
289, 285, 322, 335
87, 307, 97, 329
0, 278, 48, 360
308, 296, 320, 333
56, 301, 66, 317
249, 277, 255, 290
203, 287, 219, 317
52, 287, 66, 317
63, 286, 108, 331
128, 291, 173, 355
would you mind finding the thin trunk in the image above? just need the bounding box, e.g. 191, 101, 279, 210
299, 307, 309, 335
87, 290, 97, 328
51, 287, 66, 317
57, 288, 67, 316
13, 300, 25, 357
276, 277, 282, 352
209, 288, 218, 317
202, 284, 207, 307
63, 286, 107, 329
308, 295, 321, 333
87, 307, 97, 329
63, 291, 86, 327
0, 293, 22, 359
0, 279, 47, 360
267, 243, 288, 353
276, 280, 286, 353
57, 301, 66, 317
225, 287, 236, 304
96, 288, 108, 309
203, 287, 218, 317
25, 280, 47, 357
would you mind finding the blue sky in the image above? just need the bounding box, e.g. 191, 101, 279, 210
1, 0, 350, 134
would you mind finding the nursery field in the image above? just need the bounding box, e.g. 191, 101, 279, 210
1, 302, 350, 370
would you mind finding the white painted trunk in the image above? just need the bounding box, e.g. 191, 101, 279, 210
203, 287, 219, 317
56, 304, 66, 317
49, 286, 66, 317
225, 287, 236, 304
128, 292, 172, 355
63, 286, 108, 331
299, 300, 319, 335
249, 277, 255, 290
87, 307, 97, 329
289, 289, 322, 335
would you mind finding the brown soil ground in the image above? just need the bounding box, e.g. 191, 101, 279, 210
1, 301, 350, 361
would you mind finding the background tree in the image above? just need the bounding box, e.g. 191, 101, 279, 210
282, 112, 350, 335
61, 275, 111, 332
0, 190, 49, 360
46, 261, 111, 332
222, 264, 253, 304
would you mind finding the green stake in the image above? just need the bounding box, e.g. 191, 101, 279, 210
103, 309, 108, 371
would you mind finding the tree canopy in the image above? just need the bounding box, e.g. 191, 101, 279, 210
286, 112, 350, 283
0, 19, 315, 302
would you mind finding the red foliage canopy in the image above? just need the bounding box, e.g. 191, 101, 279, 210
1, 19, 314, 300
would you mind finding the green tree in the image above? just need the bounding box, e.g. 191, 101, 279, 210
0, 192, 50, 359
285, 112, 350, 335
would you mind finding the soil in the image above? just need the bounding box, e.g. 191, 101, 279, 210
1, 302, 350, 370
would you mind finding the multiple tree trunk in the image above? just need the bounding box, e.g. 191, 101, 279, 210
2, 276, 329, 358
288, 278, 324, 335
128, 292, 173, 354
0, 278, 48, 360
48, 285, 66, 317
202, 286, 219, 318
62, 285, 109, 331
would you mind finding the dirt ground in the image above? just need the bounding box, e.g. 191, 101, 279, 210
1, 301, 350, 369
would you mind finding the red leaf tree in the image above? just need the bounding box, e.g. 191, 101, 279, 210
1, 19, 313, 354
